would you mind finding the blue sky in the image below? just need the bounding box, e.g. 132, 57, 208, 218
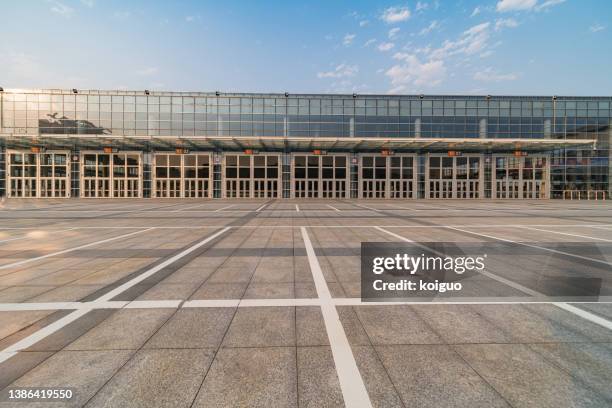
1, 0, 611, 95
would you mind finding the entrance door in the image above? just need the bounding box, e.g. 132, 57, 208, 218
426, 155, 482, 199
360, 155, 417, 199
223, 154, 281, 198
80, 152, 142, 198
292, 154, 348, 198
153, 153, 211, 198
493, 155, 548, 199
7, 150, 70, 198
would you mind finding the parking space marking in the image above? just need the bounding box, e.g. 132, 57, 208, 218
301, 227, 373, 408
295, 204, 300, 212
519, 225, 612, 242
0, 226, 232, 364
214, 204, 235, 212
256, 204, 267, 212
554, 303, 612, 330
447, 226, 612, 267
0, 227, 77, 245
327, 204, 341, 212
0, 228, 155, 272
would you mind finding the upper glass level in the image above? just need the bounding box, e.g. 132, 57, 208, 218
1, 89, 611, 140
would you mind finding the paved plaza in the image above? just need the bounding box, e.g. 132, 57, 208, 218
0, 199, 611, 407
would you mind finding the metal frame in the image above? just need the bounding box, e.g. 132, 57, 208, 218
79, 151, 143, 198
6, 149, 71, 198
152, 152, 213, 198
221, 152, 282, 199
358, 154, 418, 199
291, 153, 349, 199
425, 153, 484, 199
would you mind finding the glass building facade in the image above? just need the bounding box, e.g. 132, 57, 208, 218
0, 89, 610, 199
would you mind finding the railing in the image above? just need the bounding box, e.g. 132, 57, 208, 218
563, 190, 608, 200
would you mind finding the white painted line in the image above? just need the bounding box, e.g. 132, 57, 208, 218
172, 203, 208, 212
183, 299, 240, 308
352, 203, 381, 212
447, 226, 612, 267
375, 226, 414, 242
0, 228, 78, 245
295, 204, 300, 212
518, 226, 612, 242
327, 204, 341, 212
215, 205, 235, 212
0, 228, 155, 272
0, 227, 232, 364
256, 204, 267, 212
301, 227, 372, 408
239, 298, 322, 307
0, 302, 83, 311
554, 303, 612, 330
0, 309, 89, 364
95, 227, 231, 302
124, 300, 182, 308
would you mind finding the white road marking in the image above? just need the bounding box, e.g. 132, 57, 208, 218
352, 203, 381, 212
301, 227, 372, 408
554, 303, 612, 330
447, 226, 612, 267
172, 203, 209, 212
0, 227, 232, 364
518, 226, 612, 242
0, 309, 90, 364
95, 227, 231, 302
0, 228, 155, 272
256, 204, 267, 212
0, 298, 611, 311
295, 204, 300, 212
0, 228, 78, 245
326, 204, 341, 212
214, 205, 235, 212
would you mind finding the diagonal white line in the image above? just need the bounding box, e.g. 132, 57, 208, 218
327, 204, 341, 212
0, 227, 78, 245
0, 228, 155, 272
301, 227, 372, 408
0, 227, 232, 364
518, 225, 612, 242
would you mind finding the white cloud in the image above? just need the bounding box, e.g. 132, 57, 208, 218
317, 63, 359, 79
386, 53, 446, 89
496, 0, 565, 12
590, 24, 605, 32
364, 38, 377, 47
343, 33, 356, 46
473, 67, 518, 81
419, 20, 440, 35
113, 11, 131, 19
471, 6, 481, 17
496, 0, 537, 12
136, 67, 159, 76
495, 18, 519, 31
359, 20, 369, 27
416, 2, 429, 12
378, 42, 395, 51
428, 22, 491, 60
388, 27, 401, 39
381, 7, 411, 24
80, 0, 94, 7
535, 0, 566, 11
47, 0, 74, 18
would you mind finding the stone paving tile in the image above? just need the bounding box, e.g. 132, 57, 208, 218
189, 282, 247, 299
135, 283, 198, 300
222, 306, 295, 348
454, 343, 611, 408
0, 351, 53, 391
471, 304, 612, 343
351, 345, 404, 408
0, 311, 55, 341
411, 304, 513, 344
0, 286, 56, 302
296, 306, 328, 346
192, 347, 297, 408
243, 282, 294, 299
2, 350, 133, 408
337, 306, 373, 346
297, 346, 343, 408
27, 284, 105, 302
66, 309, 175, 351
85, 349, 215, 408
376, 344, 511, 408
354, 305, 444, 345
527, 342, 612, 400
145, 308, 235, 349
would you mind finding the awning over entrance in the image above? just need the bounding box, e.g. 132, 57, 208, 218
0, 134, 596, 153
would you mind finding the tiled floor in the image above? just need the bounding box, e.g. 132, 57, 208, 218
0, 198, 611, 407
